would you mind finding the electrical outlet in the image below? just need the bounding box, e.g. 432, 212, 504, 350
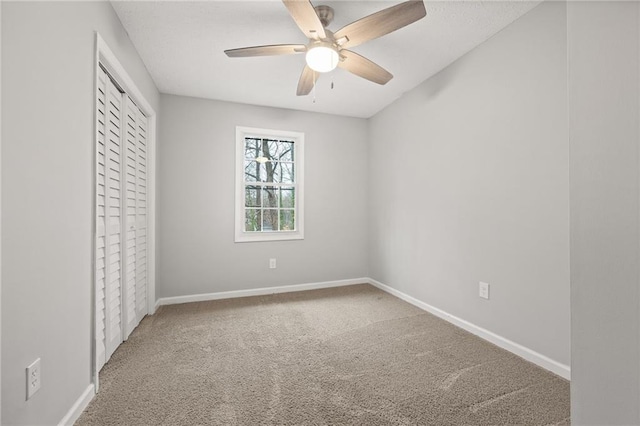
26, 358, 41, 400
479, 282, 490, 300
269, 258, 277, 269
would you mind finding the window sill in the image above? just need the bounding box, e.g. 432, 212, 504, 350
234, 231, 304, 243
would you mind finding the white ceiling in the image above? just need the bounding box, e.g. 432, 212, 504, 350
112, 0, 541, 118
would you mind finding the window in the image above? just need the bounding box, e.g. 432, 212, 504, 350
235, 126, 304, 242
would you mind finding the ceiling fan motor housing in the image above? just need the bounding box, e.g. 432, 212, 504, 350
314, 5, 334, 28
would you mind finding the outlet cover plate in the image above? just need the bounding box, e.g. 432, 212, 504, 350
26, 358, 41, 400
479, 282, 490, 300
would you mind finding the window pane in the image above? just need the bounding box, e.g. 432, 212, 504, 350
245, 209, 261, 232
280, 210, 295, 231
244, 138, 262, 160
261, 139, 276, 161
273, 162, 294, 183
262, 186, 278, 208
245, 186, 260, 207
265, 140, 294, 162
280, 141, 294, 162
263, 209, 279, 231
244, 161, 263, 182
280, 187, 295, 208
263, 162, 277, 183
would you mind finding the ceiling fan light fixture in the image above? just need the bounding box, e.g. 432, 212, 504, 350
305, 42, 339, 73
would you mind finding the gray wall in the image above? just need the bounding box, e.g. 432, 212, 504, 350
158, 95, 368, 298
568, 2, 640, 424
1, 2, 159, 424
367, 1, 570, 366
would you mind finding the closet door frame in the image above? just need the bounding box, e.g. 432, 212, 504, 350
93, 33, 157, 392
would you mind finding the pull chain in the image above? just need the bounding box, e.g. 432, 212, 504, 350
331, 54, 335, 90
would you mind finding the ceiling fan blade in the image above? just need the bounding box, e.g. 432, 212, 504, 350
282, 0, 326, 40
334, 1, 426, 49
297, 65, 316, 96
225, 44, 306, 58
338, 50, 393, 85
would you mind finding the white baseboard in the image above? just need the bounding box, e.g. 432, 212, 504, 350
156, 278, 368, 307
58, 384, 95, 426
367, 278, 571, 381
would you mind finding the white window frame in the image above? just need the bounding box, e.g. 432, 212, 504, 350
235, 126, 304, 243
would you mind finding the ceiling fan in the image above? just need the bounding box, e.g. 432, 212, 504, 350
224, 0, 427, 96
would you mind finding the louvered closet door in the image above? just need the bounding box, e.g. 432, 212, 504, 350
105, 76, 124, 360
122, 96, 148, 338
96, 68, 149, 371
135, 107, 149, 321
123, 97, 138, 339
96, 68, 124, 366
96, 68, 108, 371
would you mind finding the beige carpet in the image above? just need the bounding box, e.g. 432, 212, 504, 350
77, 284, 570, 425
